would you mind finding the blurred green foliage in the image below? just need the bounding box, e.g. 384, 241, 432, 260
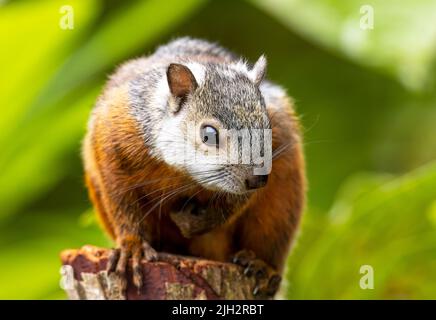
0, 0, 435, 299
287, 163, 436, 299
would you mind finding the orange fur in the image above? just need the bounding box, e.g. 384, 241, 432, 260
83, 73, 305, 275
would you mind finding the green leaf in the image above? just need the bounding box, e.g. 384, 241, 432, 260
287, 162, 436, 299
250, 0, 436, 90
28, 0, 207, 115
0, 0, 206, 220
0, 210, 109, 299
0, 88, 99, 219
0, 0, 100, 143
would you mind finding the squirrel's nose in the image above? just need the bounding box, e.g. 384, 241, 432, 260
245, 174, 269, 190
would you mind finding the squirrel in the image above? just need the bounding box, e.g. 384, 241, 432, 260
83, 37, 305, 298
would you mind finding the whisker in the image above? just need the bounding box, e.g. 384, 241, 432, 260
138, 171, 225, 222
272, 142, 293, 160
180, 189, 203, 212
137, 182, 197, 223
302, 114, 320, 134
111, 169, 221, 198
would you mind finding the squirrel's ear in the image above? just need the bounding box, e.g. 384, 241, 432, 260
167, 63, 198, 112
250, 55, 267, 86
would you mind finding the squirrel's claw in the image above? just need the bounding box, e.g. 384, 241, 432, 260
232, 250, 281, 299
107, 248, 120, 273
131, 248, 143, 290
253, 273, 281, 298
106, 238, 157, 294
232, 249, 256, 266
142, 241, 158, 261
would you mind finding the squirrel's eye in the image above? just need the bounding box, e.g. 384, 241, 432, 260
200, 125, 219, 147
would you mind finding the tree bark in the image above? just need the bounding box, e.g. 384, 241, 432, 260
60, 245, 257, 300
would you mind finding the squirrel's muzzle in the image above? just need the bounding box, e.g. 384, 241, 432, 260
245, 174, 269, 190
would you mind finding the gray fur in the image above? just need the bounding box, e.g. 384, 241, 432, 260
153, 37, 238, 61
128, 37, 270, 140
121, 37, 282, 193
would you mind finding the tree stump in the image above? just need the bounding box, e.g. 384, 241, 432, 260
60, 245, 257, 300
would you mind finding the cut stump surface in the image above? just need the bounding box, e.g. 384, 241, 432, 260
60, 245, 257, 300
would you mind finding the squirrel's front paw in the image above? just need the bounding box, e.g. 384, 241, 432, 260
232, 250, 281, 299
107, 235, 157, 293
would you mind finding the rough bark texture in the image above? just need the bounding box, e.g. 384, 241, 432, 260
60, 245, 257, 300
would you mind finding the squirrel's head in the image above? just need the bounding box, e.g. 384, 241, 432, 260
153, 56, 272, 195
